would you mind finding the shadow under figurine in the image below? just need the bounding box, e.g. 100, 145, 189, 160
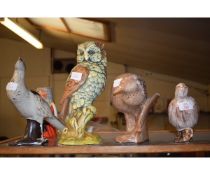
111, 73, 160, 144
58, 41, 107, 145
6, 58, 65, 146
168, 83, 199, 143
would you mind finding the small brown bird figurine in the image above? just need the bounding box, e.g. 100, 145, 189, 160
168, 83, 199, 143
111, 73, 159, 143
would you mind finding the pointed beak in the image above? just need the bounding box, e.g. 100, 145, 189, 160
84, 53, 89, 61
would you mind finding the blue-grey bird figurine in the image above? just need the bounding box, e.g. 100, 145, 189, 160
6, 58, 65, 146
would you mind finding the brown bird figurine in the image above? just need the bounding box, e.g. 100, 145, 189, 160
168, 83, 199, 143
111, 73, 160, 143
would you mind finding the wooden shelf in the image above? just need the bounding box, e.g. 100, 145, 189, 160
0, 130, 210, 155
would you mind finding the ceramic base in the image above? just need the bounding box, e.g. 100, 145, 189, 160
9, 138, 48, 146
58, 132, 101, 145
115, 131, 149, 144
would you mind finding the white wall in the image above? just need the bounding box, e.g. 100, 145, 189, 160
0, 38, 209, 138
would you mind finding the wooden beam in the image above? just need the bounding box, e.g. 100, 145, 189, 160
26, 18, 68, 33
60, 18, 71, 33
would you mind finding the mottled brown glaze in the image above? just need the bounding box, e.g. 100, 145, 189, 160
111, 73, 160, 143
58, 65, 89, 121
168, 83, 199, 143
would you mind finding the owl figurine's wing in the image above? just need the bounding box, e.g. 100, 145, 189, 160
60, 65, 89, 105
58, 65, 89, 121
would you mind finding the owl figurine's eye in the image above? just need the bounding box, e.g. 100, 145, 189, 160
88, 50, 95, 55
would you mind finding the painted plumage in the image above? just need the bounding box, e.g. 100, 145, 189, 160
59, 41, 107, 145
110, 73, 160, 144
111, 73, 147, 132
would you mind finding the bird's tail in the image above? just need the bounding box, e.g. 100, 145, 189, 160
134, 93, 160, 132
45, 117, 66, 131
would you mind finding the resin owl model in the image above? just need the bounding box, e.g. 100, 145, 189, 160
58, 41, 107, 145
111, 73, 160, 143
6, 58, 65, 146
168, 83, 199, 143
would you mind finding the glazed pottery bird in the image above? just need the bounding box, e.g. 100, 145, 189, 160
6, 58, 65, 145
168, 83, 199, 143
111, 73, 160, 143
58, 41, 107, 145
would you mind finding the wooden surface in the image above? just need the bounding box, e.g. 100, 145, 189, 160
0, 130, 210, 155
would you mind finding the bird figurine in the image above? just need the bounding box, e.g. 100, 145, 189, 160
58, 41, 107, 145
111, 73, 160, 143
168, 83, 199, 143
6, 58, 65, 146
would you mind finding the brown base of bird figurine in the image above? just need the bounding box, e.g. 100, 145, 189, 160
175, 128, 193, 143
115, 130, 149, 144
115, 93, 160, 144
9, 119, 48, 146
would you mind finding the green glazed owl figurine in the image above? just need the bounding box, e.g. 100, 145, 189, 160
58, 41, 107, 145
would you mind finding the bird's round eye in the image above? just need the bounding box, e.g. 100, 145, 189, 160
88, 50, 95, 55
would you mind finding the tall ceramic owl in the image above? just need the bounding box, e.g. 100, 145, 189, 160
168, 83, 199, 143
58, 41, 107, 145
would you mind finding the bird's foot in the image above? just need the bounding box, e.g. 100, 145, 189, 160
175, 128, 193, 143
174, 131, 182, 143
182, 128, 193, 142
9, 137, 48, 146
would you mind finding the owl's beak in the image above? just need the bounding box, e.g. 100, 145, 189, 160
84, 53, 89, 61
